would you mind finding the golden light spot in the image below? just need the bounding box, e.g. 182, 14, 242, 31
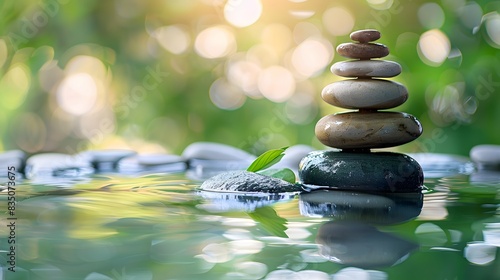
0, 63, 31, 110
291, 38, 333, 78
209, 78, 246, 110
224, 0, 262, 28
56, 73, 98, 115
195, 26, 236, 59
258, 66, 295, 103
418, 29, 450, 66
322, 7, 355, 36
154, 25, 190, 54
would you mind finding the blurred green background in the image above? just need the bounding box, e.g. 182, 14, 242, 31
0, 0, 499, 156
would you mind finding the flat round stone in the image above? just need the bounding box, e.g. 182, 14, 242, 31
298, 151, 424, 192
331, 60, 402, 78
322, 79, 408, 109
350, 29, 381, 43
315, 112, 422, 149
337, 43, 389, 59
470, 144, 500, 170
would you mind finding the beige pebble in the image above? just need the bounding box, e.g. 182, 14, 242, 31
331, 60, 402, 78
337, 43, 389, 59
315, 112, 422, 149
322, 79, 408, 110
350, 29, 381, 43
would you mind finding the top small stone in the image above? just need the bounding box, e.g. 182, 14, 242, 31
350, 29, 381, 43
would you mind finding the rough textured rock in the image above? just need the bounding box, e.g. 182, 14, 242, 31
331, 60, 402, 78
315, 112, 422, 149
321, 79, 408, 109
298, 151, 423, 193
200, 170, 302, 193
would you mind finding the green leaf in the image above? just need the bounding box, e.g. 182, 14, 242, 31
248, 206, 288, 238
257, 168, 296, 184
247, 146, 288, 172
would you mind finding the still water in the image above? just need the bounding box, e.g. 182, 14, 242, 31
1, 162, 500, 280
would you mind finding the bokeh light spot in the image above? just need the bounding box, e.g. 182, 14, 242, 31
195, 26, 236, 59
258, 66, 295, 103
0, 39, 7, 69
57, 73, 98, 115
485, 12, 500, 48
418, 3, 445, 29
226, 59, 262, 97
322, 7, 355, 36
0, 64, 31, 110
366, 0, 394, 10
224, 0, 262, 28
291, 38, 333, 78
154, 25, 190, 54
209, 78, 246, 110
458, 2, 483, 30
418, 29, 450, 66
261, 24, 292, 53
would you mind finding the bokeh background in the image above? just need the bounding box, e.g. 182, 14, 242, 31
0, 0, 499, 156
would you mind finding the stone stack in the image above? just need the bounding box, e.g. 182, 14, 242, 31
299, 29, 424, 193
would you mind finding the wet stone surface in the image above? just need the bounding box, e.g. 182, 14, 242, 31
200, 170, 302, 193
299, 151, 424, 193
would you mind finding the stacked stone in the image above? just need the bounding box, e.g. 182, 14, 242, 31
299, 29, 424, 193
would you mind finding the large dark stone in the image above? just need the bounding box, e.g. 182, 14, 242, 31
299, 151, 423, 193
200, 170, 302, 193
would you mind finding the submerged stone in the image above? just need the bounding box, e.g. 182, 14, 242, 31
200, 170, 302, 193
298, 151, 423, 193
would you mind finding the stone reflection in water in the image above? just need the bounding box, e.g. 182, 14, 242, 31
316, 221, 418, 268
300, 189, 423, 268
198, 191, 296, 212
299, 190, 423, 225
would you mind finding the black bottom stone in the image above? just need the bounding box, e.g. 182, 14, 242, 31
298, 151, 424, 193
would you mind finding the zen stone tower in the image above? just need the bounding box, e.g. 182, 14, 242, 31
299, 29, 424, 193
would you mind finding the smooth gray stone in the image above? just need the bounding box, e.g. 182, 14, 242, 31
331, 60, 402, 78
198, 191, 295, 212
79, 149, 136, 171
182, 142, 256, 161
315, 112, 422, 149
336, 42, 389, 59
25, 153, 94, 179
299, 190, 423, 225
470, 145, 500, 170
350, 29, 381, 43
200, 170, 302, 193
316, 221, 418, 268
322, 79, 408, 109
299, 151, 424, 193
